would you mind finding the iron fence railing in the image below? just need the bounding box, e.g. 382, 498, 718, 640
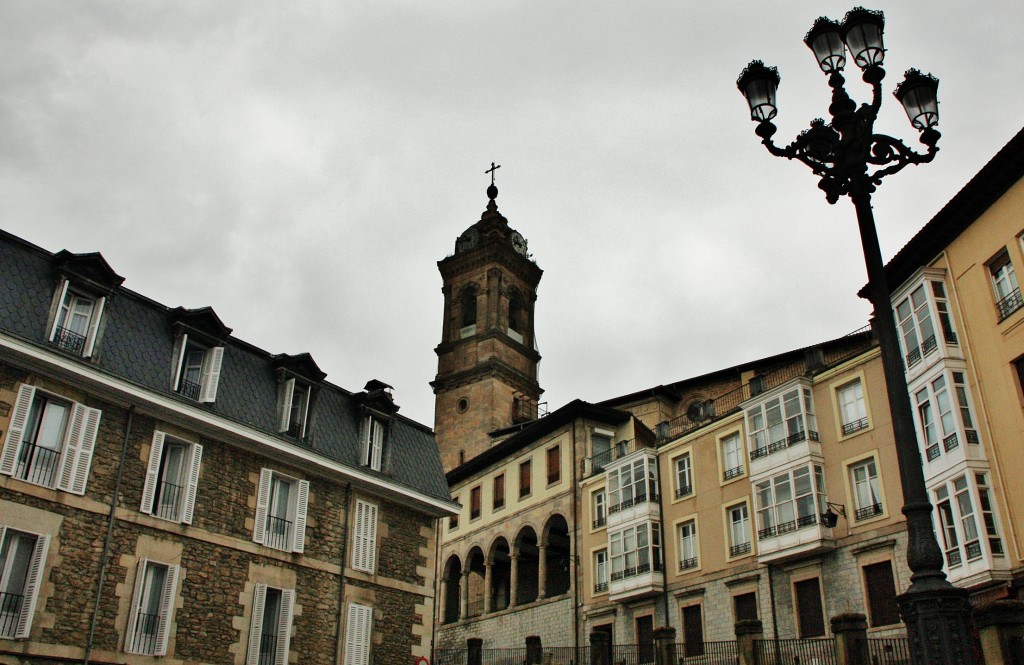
52, 325, 86, 354
867, 637, 911, 664
155, 480, 184, 521
264, 515, 292, 550
127, 611, 160, 655
0, 591, 24, 638
671, 640, 738, 662
16, 443, 61, 487
755, 638, 837, 665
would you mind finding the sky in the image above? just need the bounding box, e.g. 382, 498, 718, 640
2, 2, 1023, 428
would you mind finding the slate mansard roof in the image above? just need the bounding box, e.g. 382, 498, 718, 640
0, 229, 453, 511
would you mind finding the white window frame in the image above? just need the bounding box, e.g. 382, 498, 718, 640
352, 499, 378, 573
361, 416, 385, 471
246, 584, 295, 665
989, 249, 1022, 319
746, 386, 816, 459
849, 458, 883, 521
609, 523, 661, 581
344, 602, 373, 665
755, 464, 826, 539
49, 280, 105, 357
914, 370, 980, 461
253, 469, 309, 553
593, 549, 609, 593
727, 502, 752, 558
170, 334, 225, 403
677, 519, 698, 571
720, 432, 744, 481
276, 378, 311, 438
0, 526, 50, 639
592, 490, 607, 529
125, 559, 180, 656
140, 431, 203, 524
0, 384, 101, 495
607, 457, 658, 514
673, 452, 693, 498
837, 380, 868, 436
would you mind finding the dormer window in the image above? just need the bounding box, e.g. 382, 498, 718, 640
49, 285, 104, 357
277, 379, 311, 439
362, 416, 386, 471
171, 335, 224, 403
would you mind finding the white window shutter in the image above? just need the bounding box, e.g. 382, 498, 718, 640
14, 532, 49, 639
345, 602, 372, 665
365, 502, 377, 572
367, 419, 384, 470
353, 500, 378, 573
253, 469, 272, 544
1, 384, 35, 476
181, 444, 203, 525
275, 589, 295, 665
198, 346, 224, 403
125, 558, 149, 652
292, 479, 309, 553
140, 431, 166, 514
352, 502, 365, 571
56, 404, 101, 495
170, 333, 188, 390
246, 584, 267, 665
48, 279, 70, 342
298, 389, 310, 438
82, 296, 105, 357
277, 378, 295, 433
154, 563, 179, 656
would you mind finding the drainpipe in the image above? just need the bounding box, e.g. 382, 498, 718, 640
656, 454, 671, 629
334, 483, 352, 663
431, 513, 442, 660
83, 404, 134, 665
767, 562, 781, 663
571, 421, 580, 655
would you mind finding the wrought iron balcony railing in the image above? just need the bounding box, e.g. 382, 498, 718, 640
841, 417, 869, 436
0, 591, 24, 638
16, 443, 61, 487
723, 466, 744, 481
128, 611, 160, 654
178, 379, 201, 401
750, 430, 819, 461
52, 325, 86, 355
730, 542, 752, 557
678, 557, 698, 571
155, 480, 184, 521
855, 502, 884, 521
675, 484, 693, 499
926, 443, 941, 461
996, 288, 1024, 321
258, 632, 278, 665
943, 433, 959, 452
264, 515, 293, 551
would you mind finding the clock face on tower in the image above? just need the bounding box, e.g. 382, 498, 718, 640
511, 231, 528, 256
456, 227, 479, 253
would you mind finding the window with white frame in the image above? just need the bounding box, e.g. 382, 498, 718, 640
352, 499, 378, 573
593, 549, 609, 593
609, 523, 661, 581
933, 472, 1003, 569
125, 559, 179, 656
931, 281, 958, 345
755, 464, 826, 539
720, 433, 744, 480
674, 453, 693, 498
0, 384, 101, 495
246, 585, 294, 665
677, 520, 698, 570
253, 469, 309, 553
915, 371, 979, 461
746, 386, 817, 460
592, 490, 607, 529
989, 250, 1023, 320
49, 283, 105, 357
361, 416, 386, 471
895, 280, 962, 366
849, 459, 883, 520
607, 457, 658, 514
344, 602, 373, 665
140, 432, 202, 524
728, 503, 752, 557
276, 379, 311, 439
837, 380, 868, 435
0, 526, 49, 639
170, 334, 224, 402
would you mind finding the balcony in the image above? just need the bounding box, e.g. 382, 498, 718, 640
756, 513, 835, 564
585, 435, 655, 478
854, 502, 883, 521
51, 325, 86, 355
748, 430, 821, 478
730, 542, 752, 557
996, 288, 1024, 321
608, 560, 664, 602
678, 557, 698, 571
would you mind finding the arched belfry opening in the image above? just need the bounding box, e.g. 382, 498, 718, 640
459, 284, 478, 333
507, 286, 527, 344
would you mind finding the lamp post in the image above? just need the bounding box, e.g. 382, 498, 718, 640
736, 8, 976, 665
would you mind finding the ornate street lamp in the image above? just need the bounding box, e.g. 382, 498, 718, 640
737, 8, 975, 665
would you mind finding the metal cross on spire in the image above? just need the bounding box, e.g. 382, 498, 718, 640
485, 162, 501, 185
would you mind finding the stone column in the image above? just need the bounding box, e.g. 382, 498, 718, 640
460, 570, 470, 620
526, 635, 543, 664
589, 631, 611, 665
830, 613, 868, 665
509, 553, 519, 607
734, 619, 763, 665
467, 638, 483, 665
537, 545, 547, 599
653, 626, 676, 665
974, 599, 1024, 665
483, 562, 493, 614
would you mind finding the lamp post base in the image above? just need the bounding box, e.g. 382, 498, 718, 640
897, 585, 977, 665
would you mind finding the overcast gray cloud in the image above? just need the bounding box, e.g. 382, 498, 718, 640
2, 1, 1023, 426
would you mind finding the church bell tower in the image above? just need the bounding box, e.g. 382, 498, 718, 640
432, 175, 543, 472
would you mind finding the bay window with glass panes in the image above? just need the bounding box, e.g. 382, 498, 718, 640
913, 370, 980, 464
609, 522, 662, 581
746, 384, 817, 461
755, 464, 827, 539
933, 472, 1006, 577
894, 278, 959, 372
607, 456, 658, 515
